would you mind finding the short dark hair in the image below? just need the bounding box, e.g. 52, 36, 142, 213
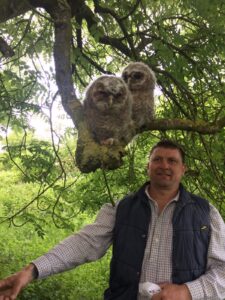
149, 140, 185, 163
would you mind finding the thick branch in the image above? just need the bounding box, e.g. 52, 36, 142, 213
99, 36, 132, 57
0, 0, 32, 23
50, 1, 82, 128
140, 118, 225, 134
75, 116, 225, 173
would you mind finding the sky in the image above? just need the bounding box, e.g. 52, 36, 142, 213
29, 97, 74, 140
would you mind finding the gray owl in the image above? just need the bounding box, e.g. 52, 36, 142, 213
122, 62, 156, 130
83, 75, 134, 146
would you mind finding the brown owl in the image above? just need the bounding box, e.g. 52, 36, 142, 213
83, 75, 134, 146
122, 62, 156, 130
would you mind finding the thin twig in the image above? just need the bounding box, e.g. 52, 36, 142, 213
102, 168, 115, 207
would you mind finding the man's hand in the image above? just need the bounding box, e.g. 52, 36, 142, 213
0, 264, 36, 300
152, 283, 192, 300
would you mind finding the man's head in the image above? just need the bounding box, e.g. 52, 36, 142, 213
147, 140, 186, 190
149, 140, 185, 163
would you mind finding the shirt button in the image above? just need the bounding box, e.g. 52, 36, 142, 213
155, 238, 159, 243
141, 234, 146, 238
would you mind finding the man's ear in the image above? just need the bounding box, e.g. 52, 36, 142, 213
147, 162, 150, 176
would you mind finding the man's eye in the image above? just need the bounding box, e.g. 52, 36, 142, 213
153, 158, 160, 162
169, 159, 178, 164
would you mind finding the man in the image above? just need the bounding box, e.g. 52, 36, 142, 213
0, 140, 225, 300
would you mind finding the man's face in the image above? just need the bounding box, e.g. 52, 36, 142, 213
147, 147, 186, 190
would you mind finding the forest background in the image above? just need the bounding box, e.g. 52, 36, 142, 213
0, 0, 224, 299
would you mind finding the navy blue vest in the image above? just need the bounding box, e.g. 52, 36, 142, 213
104, 182, 210, 300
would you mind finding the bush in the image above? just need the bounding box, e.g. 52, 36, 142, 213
0, 218, 111, 299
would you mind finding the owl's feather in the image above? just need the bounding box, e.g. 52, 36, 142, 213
83, 75, 134, 146
122, 62, 156, 130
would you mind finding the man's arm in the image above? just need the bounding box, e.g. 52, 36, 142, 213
32, 202, 116, 279
152, 204, 225, 300
0, 202, 116, 299
184, 204, 225, 300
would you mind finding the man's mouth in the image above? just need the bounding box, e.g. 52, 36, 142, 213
156, 172, 171, 177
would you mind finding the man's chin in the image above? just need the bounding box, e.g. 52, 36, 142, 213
155, 181, 173, 189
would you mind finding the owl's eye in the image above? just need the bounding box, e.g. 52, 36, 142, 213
132, 72, 143, 80
95, 91, 108, 98
116, 92, 123, 97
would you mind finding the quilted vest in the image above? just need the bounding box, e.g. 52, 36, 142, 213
104, 182, 210, 300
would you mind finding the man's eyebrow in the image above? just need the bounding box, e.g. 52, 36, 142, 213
151, 155, 161, 159
151, 155, 180, 160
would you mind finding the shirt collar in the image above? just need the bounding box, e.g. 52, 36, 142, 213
145, 184, 180, 203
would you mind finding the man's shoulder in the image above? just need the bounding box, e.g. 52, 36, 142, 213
182, 187, 210, 208
118, 192, 136, 207
119, 182, 150, 207
189, 192, 209, 204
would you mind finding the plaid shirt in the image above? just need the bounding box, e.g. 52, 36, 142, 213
33, 187, 225, 300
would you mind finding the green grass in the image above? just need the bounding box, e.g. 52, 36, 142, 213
0, 218, 111, 299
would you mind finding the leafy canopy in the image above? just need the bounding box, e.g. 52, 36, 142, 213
0, 0, 224, 226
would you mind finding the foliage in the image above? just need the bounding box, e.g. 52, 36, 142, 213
0, 2, 224, 299
0, 207, 110, 300
0, 1, 224, 222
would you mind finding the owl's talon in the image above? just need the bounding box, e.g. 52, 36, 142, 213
100, 138, 115, 146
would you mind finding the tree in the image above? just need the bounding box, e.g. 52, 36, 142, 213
0, 1, 224, 220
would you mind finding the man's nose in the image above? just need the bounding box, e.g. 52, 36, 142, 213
160, 159, 170, 168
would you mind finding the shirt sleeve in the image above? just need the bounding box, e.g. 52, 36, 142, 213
185, 204, 225, 300
32, 202, 117, 279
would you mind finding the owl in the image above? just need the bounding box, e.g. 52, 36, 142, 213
83, 75, 134, 146
122, 62, 156, 130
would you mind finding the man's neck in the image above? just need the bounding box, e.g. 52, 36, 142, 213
148, 184, 179, 208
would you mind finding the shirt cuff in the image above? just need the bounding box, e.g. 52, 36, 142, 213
32, 255, 54, 279
185, 281, 205, 300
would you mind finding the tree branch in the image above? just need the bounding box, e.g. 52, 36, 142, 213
120, 0, 141, 21
0, 37, 15, 57
71, 0, 133, 58
93, 0, 138, 59
0, 0, 224, 176
49, 0, 82, 128
79, 49, 114, 74
140, 117, 225, 135
99, 36, 132, 57
0, 0, 32, 23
